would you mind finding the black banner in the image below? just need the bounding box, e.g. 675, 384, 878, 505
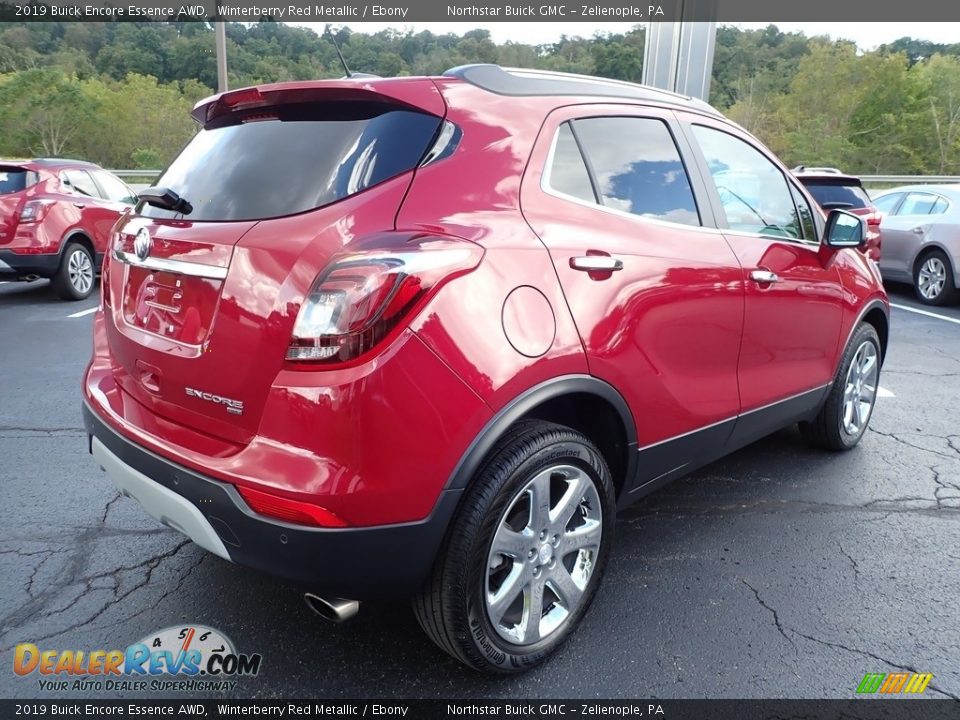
3, 0, 960, 22
3, 700, 960, 720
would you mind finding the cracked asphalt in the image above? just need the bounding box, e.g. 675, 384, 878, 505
1, 278, 958, 700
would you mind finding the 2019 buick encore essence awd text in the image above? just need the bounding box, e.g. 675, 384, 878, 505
83, 65, 889, 673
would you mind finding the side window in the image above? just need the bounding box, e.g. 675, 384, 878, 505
61, 169, 101, 198
545, 123, 596, 203
789, 183, 817, 241
571, 117, 700, 226
873, 193, 903, 215
931, 196, 950, 215
899, 192, 937, 216
692, 125, 802, 240
93, 170, 137, 205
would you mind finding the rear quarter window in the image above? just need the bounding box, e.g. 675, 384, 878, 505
0, 168, 30, 195
141, 102, 442, 222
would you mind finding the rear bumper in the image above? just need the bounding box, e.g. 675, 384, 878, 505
83, 401, 462, 601
0, 249, 60, 278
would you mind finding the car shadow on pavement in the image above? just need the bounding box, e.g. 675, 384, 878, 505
167, 425, 872, 697
0, 279, 83, 306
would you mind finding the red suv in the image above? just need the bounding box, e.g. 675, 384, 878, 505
0, 159, 137, 300
83, 66, 889, 673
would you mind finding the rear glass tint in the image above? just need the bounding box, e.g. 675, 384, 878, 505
801, 180, 871, 210
141, 102, 442, 222
0, 168, 28, 195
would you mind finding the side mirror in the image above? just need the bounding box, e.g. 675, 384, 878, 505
824, 209, 864, 248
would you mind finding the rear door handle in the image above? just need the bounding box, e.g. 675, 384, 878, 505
750, 269, 779, 284
72, 202, 86, 209
912, 226, 926, 235
570, 256, 624, 272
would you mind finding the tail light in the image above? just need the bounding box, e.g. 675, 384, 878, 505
866, 212, 882, 227
19, 200, 52, 224
100, 248, 112, 310
236, 485, 348, 527
287, 238, 483, 365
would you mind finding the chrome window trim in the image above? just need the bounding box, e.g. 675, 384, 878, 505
540, 122, 719, 236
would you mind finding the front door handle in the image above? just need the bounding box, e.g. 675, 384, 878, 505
750, 269, 779, 284
570, 256, 624, 272
72, 202, 86, 209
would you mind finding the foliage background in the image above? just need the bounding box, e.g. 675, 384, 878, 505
1, 21, 959, 173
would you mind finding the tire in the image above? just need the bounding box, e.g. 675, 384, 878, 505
413, 420, 616, 673
913, 248, 959, 306
52, 242, 95, 301
800, 323, 881, 451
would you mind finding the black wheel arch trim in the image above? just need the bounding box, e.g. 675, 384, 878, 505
845, 298, 890, 368
444, 374, 639, 495
60, 231, 104, 271
60, 229, 95, 256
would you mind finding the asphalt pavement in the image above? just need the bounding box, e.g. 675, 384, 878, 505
1, 277, 958, 700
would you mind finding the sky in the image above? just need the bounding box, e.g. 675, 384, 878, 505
291, 22, 960, 50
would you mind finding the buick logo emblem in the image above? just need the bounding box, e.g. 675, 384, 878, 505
134, 228, 152, 261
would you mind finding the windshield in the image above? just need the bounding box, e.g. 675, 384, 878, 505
141, 102, 441, 222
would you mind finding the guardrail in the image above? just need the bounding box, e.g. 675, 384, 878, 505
860, 175, 960, 185
111, 170, 161, 178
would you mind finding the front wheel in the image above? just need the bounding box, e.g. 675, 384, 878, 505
413, 420, 615, 673
800, 322, 881, 450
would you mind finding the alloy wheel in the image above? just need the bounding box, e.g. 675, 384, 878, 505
68, 249, 94, 295
918, 256, 947, 300
842, 340, 879, 436
485, 464, 602, 646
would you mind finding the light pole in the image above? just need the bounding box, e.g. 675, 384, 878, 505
215, 22, 228, 93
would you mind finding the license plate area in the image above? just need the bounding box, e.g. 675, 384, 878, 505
121, 266, 222, 345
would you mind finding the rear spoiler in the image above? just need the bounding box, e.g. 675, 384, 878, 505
192, 78, 446, 127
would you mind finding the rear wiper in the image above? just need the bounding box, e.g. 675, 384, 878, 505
139, 186, 193, 215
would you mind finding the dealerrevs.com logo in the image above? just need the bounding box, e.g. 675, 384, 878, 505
14, 625, 262, 692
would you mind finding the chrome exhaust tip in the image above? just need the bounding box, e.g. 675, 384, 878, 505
303, 593, 359, 623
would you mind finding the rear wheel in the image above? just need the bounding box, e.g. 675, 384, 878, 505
914, 249, 958, 306
53, 243, 95, 301
800, 323, 881, 450
413, 420, 615, 673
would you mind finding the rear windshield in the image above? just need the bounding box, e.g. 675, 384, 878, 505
141, 102, 442, 222
0, 168, 29, 195
801, 180, 871, 210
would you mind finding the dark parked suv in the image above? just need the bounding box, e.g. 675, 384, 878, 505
793, 167, 882, 261
83, 66, 889, 673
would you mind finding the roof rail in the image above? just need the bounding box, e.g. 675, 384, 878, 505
793, 166, 844, 175
31, 157, 96, 166
443, 64, 721, 116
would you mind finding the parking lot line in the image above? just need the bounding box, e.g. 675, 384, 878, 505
890, 302, 960, 326
878, 387, 895, 398
67, 307, 98, 318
